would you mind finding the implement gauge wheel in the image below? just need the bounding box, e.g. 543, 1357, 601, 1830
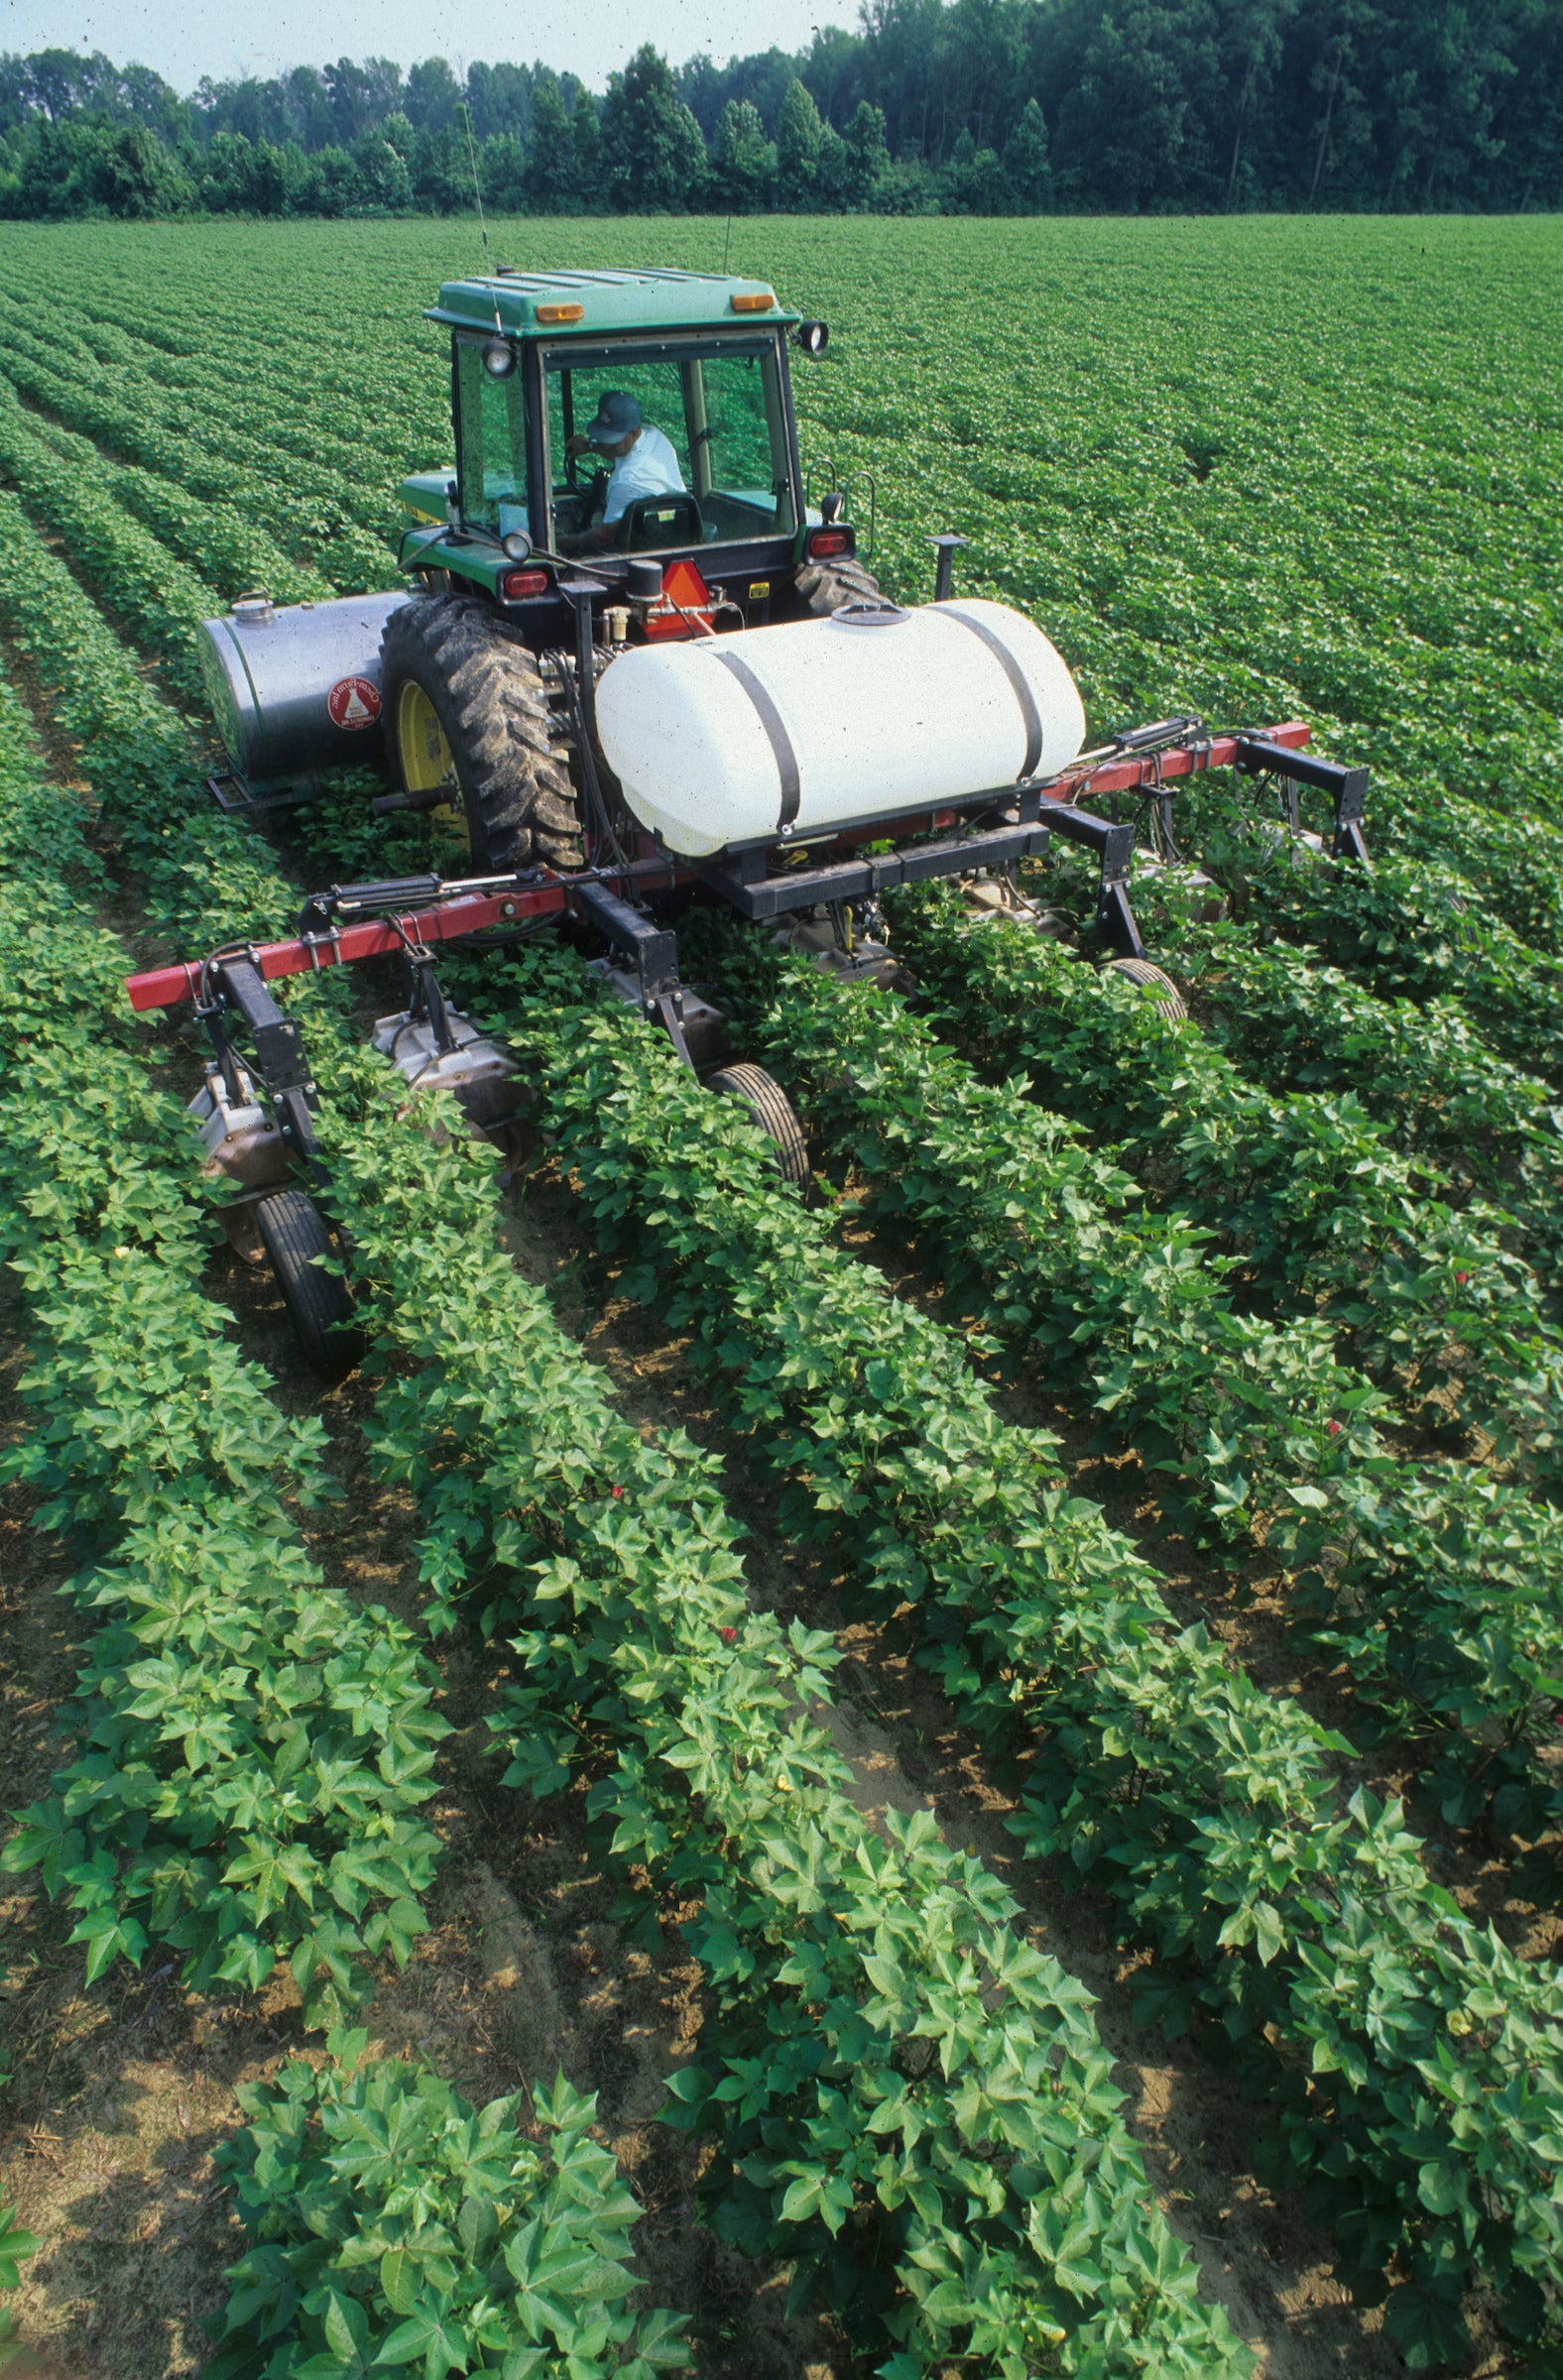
253, 1189, 363, 1380
1104, 956, 1188, 1024
380, 594, 582, 872
706, 1064, 810, 1192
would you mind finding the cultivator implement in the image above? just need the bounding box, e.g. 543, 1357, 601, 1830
127, 708, 1368, 1372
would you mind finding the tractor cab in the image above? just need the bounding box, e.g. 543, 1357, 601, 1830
398, 269, 852, 647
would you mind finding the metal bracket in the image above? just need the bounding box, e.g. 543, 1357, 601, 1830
208, 770, 329, 818
200, 956, 324, 1173
928, 532, 971, 603
699, 815, 1050, 922
400, 948, 459, 1053
1035, 805, 1144, 957
1235, 736, 1371, 864
570, 880, 679, 1001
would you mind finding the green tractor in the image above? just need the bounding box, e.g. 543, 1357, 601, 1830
199, 267, 882, 871
151, 264, 1362, 1373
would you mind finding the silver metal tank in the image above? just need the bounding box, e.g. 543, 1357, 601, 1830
197, 588, 413, 785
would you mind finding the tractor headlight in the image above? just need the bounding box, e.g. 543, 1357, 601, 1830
482, 338, 516, 379
794, 320, 829, 357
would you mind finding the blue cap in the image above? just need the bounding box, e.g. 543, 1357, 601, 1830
583, 391, 642, 448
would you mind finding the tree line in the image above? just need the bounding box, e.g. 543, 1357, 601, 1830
1, 0, 1558, 223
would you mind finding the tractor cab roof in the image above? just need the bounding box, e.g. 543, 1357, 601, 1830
426, 267, 795, 341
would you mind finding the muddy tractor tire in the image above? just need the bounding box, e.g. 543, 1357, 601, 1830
706, 1063, 810, 1192
795, 552, 885, 618
380, 594, 582, 872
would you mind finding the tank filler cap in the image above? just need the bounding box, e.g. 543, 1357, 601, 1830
827, 599, 910, 630
231, 591, 276, 628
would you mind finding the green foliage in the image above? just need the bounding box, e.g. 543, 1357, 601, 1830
0, 2202, 41, 2370
207, 2039, 684, 2380
3, 7, 1560, 220
0, 551, 441, 2025
887, 888, 1563, 1485
705, 924, 1563, 1808
1138, 885, 1563, 1262
317, 1054, 1254, 2376
486, 944, 1563, 2352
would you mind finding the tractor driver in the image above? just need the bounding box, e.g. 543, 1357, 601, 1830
562, 390, 685, 551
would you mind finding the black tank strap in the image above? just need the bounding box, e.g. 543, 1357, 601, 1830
712, 648, 802, 831
930, 604, 1042, 779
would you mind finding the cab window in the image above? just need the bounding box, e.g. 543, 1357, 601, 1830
454, 338, 531, 540
543, 335, 797, 553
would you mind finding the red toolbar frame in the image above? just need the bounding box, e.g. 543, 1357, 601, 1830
124, 720, 1310, 1013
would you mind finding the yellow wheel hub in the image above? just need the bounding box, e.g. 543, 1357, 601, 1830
395, 678, 468, 850
397, 679, 453, 790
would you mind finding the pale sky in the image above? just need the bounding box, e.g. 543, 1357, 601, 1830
0, 0, 864, 90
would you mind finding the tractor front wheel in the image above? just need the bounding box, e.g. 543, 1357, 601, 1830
380, 594, 582, 872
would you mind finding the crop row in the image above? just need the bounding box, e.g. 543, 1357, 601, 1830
25, 401, 334, 612
467, 939, 1563, 2369
0, 289, 405, 518
702, 924, 1563, 1831
0, 321, 398, 593
0, 646, 442, 2028
317, 1043, 1256, 2377
1129, 874, 1563, 1286
1152, 767, 1563, 1062
0, 487, 705, 2379
890, 886, 1563, 1489
0, 476, 1253, 2372
207, 2048, 685, 2380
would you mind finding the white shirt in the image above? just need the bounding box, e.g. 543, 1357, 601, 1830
602, 423, 686, 526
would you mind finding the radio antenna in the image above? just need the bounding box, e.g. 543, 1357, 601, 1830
460, 92, 504, 334
722, 213, 733, 275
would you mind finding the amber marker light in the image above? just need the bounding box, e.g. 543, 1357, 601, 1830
536, 302, 585, 324
730, 291, 776, 312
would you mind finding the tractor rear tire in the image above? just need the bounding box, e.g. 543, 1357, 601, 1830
706, 1064, 810, 1192
795, 553, 884, 617
1104, 956, 1187, 1024
380, 594, 582, 872
253, 1190, 363, 1379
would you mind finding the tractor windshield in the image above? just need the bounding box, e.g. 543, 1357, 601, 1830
543, 335, 798, 555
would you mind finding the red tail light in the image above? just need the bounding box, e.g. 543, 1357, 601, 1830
502, 567, 550, 598
806, 528, 851, 559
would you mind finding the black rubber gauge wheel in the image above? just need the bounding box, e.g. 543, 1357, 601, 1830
380, 594, 582, 872
705, 1063, 810, 1192
1103, 955, 1188, 1024
253, 1189, 363, 1379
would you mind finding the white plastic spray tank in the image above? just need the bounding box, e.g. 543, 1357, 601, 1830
594, 598, 1086, 859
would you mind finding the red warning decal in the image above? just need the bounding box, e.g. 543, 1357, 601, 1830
327, 674, 381, 730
